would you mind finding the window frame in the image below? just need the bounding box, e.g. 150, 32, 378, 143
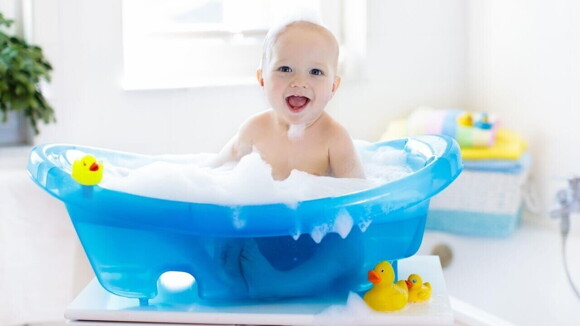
121, 0, 359, 90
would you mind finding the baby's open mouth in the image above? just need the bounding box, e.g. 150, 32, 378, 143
286, 95, 310, 113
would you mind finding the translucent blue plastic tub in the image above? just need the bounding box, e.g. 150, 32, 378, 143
27, 135, 461, 303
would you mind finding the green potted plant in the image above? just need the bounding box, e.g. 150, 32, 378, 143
0, 11, 55, 137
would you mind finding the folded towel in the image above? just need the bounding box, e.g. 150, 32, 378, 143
381, 119, 527, 161
463, 152, 531, 174
460, 128, 527, 160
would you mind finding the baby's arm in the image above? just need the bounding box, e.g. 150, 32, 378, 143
328, 124, 365, 178
210, 119, 254, 167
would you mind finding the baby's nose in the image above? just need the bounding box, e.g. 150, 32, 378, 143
290, 76, 308, 88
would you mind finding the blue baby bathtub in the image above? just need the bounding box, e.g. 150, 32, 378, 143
27, 135, 461, 303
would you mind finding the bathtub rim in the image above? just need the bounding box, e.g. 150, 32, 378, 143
27, 135, 463, 237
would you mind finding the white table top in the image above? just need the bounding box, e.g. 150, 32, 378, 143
66, 255, 453, 325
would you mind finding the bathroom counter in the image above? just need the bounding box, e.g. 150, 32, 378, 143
65, 255, 453, 325
419, 221, 580, 325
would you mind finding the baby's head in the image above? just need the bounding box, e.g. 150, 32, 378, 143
257, 20, 341, 127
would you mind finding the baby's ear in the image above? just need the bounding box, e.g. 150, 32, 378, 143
332, 76, 341, 93
256, 69, 264, 87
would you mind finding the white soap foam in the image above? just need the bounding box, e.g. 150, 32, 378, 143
357, 206, 373, 232
287, 123, 306, 141
334, 209, 354, 239
313, 292, 377, 326
291, 230, 302, 241
231, 208, 246, 229
95, 143, 414, 240
308, 210, 353, 243
310, 223, 330, 244
358, 218, 373, 232
99, 151, 386, 206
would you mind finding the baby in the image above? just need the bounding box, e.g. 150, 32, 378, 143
213, 19, 366, 299
214, 19, 364, 181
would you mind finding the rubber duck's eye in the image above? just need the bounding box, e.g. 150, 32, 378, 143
381, 269, 384, 273
412, 279, 417, 283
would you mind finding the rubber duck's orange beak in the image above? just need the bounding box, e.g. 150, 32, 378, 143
368, 270, 381, 284
405, 280, 413, 289
89, 162, 99, 171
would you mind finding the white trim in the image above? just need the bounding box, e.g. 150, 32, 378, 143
121, 0, 358, 91
21, 0, 33, 42
340, 0, 367, 81
122, 77, 257, 91
450, 296, 517, 326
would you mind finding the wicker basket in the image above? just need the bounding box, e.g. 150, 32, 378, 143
427, 168, 530, 237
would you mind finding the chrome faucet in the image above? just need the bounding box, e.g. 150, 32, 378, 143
550, 176, 580, 299
550, 177, 580, 234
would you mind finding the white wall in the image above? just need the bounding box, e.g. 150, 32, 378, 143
11, 0, 577, 216
467, 0, 580, 222
26, 0, 467, 155
335, 0, 467, 140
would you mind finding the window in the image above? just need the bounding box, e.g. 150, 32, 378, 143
122, 0, 345, 89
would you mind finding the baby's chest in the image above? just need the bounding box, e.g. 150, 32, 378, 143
255, 140, 330, 176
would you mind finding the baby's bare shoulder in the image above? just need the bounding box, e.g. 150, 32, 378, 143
320, 113, 351, 143
322, 115, 364, 178
239, 111, 272, 137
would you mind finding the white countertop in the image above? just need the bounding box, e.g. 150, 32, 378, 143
65, 255, 453, 326
419, 221, 580, 325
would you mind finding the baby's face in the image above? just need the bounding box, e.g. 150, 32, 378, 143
259, 24, 340, 127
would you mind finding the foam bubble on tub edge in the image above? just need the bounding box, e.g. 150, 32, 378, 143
334, 209, 353, 239
358, 218, 373, 232
231, 208, 246, 229
310, 223, 330, 244
291, 228, 302, 240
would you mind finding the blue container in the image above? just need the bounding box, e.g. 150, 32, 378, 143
27, 135, 461, 303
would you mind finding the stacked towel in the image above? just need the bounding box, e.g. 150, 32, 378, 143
380, 108, 532, 236
460, 128, 527, 161
381, 108, 527, 163
462, 153, 531, 174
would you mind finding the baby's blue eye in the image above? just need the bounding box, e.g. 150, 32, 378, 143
310, 69, 323, 76
278, 66, 292, 73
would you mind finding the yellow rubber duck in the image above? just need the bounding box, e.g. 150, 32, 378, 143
72, 155, 103, 186
363, 261, 409, 312
407, 273, 432, 303
457, 112, 473, 126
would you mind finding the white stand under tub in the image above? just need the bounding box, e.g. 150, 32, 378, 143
65, 256, 453, 326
